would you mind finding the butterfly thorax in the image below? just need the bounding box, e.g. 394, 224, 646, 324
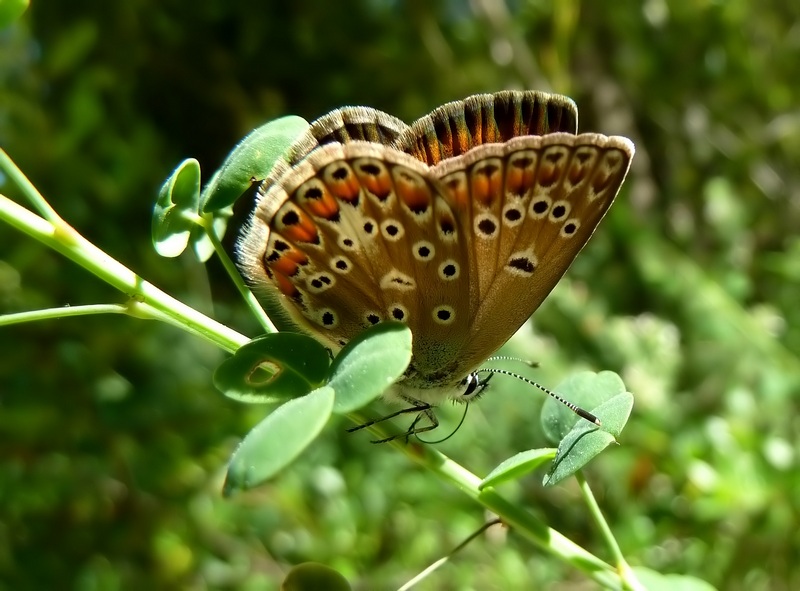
388, 361, 477, 405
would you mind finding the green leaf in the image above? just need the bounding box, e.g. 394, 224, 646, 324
223, 386, 334, 495
281, 563, 352, 591
0, 0, 28, 28
541, 370, 626, 444
152, 158, 202, 258
327, 322, 413, 414
213, 333, 330, 404
201, 115, 309, 214
479, 448, 557, 490
543, 390, 634, 487
632, 567, 718, 591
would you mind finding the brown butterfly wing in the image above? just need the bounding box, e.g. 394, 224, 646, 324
260, 106, 410, 197
394, 90, 578, 165
420, 133, 634, 380
236, 142, 472, 364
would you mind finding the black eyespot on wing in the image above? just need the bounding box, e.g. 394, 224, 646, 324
282, 210, 300, 226
532, 200, 548, 214
360, 163, 381, 175
304, 187, 323, 200
477, 218, 497, 235
508, 257, 536, 273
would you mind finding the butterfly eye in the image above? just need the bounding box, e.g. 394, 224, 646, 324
459, 372, 484, 401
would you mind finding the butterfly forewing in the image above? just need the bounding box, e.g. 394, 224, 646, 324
428, 133, 634, 376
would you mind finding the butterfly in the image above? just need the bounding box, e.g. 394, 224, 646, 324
236, 91, 634, 440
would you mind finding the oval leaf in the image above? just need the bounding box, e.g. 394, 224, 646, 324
541, 370, 626, 444
543, 391, 634, 486
327, 322, 412, 414
281, 563, 352, 591
223, 386, 334, 495
214, 333, 330, 403
202, 115, 309, 214
479, 448, 557, 490
152, 158, 202, 257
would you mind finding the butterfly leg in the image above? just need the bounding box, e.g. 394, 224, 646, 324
347, 401, 439, 443
370, 405, 440, 444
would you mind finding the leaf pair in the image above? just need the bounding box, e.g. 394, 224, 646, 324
481, 371, 633, 488
151, 115, 309, 260
219, 322, 412, 495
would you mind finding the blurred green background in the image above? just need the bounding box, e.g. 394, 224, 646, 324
2, 1, 799, 589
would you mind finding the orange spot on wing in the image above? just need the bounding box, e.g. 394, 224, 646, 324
471, 169, 501, 208
443, 176, 469, 210
359, 170, 393, 199
396, 175, 430, 211
281, 209, 319, 243
272, 270, 300, 297
397, 181, 431, 212
538, 164, 561, 187
329, 176, 361, 204
506, 164, 534, 197
303, 187, 340, 220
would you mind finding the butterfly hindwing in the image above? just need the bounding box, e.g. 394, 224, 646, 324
238, 142, 472, 362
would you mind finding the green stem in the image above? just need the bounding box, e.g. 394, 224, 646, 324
0, 189, 246, 353
3, 149, 621, 588
198, 213, 278, 334
0, 303, 129, 327
0, 149, 61, 223
348, 412, 621, 588
576, 471, 643, 590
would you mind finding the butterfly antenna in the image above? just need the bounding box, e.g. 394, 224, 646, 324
478, 368, 601, 426
485, 355, 540, 369
417, 404, 470, 444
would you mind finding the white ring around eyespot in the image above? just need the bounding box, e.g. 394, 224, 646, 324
438, 260, 460, 281
529, 195, 552, 219
412, 240, 435, 261
548, 200, 572, 223
307, 273, 336, 294
432, 305, 456, 325
560, 219, 581, 238
380, 219, 405, 241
